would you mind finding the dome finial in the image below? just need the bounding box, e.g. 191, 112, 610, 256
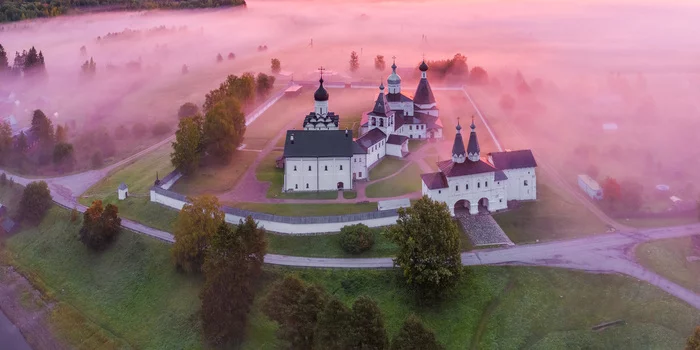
470, 115, 476, 130
379, 81, 385, 91
456, 117, 462, 132
391, 55, 397, 71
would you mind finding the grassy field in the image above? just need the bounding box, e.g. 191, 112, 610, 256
256, 150, 338, 200
366, 163, 422, 198
2, 197, 698, 349
493, 181, 609, 243
79, 142, 179, 232
171, 150, 258, 197
369, 158, 408, 181
227, 202, 377, 217
267, 229, 397, 258
622, 217, 699, 228
636, 236, 700, 294
343, 191, 358, 199
408, 139, 427, 153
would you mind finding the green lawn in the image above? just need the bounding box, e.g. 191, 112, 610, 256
171, 150, 258, 196
256, 150, 338, 200
3, 199, 698, 349
369, 158, 408, 181
227, 202, 377, 217
408, 139, 427, 153
636, 236, 700, 294
343, 191, 358, 199
493, 182, 608, 243
267, 229, 397, 258
424, 155, 440, 171
366, 163, 422, 198
79, 143, 179, 232
622, 217, 699, 228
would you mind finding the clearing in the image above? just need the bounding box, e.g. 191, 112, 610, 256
366, 163, 422, 198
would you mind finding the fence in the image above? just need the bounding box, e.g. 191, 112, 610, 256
149, 186, 399, 234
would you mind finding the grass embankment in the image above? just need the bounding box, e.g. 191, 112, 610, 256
79, 142, 178, 232
256, 150, 338, 200
171, 150, 258, 196
2, 196, 698, 349
228, 202, 377, 217
366, 163, 422, 198
636, 236, 700, 294
369, 158, 407, 181
494, 181, 608, 243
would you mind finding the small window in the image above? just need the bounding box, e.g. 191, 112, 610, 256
524, 180, 529, 186
466, 184, 469, 190
340, 165, 343, 170
478, 182, 481, 188
295, 184, 298, 189
485, 181, 488, 187
410, 126, 413, 130
500, 199, 503, 202
455, 185, 458, 191
324, 165, 328, 171
294, 166, 297, 171
308, 166, 312, 171
306, 183, 309, 189
359, 172, 362, 177
438, 190, 441, 194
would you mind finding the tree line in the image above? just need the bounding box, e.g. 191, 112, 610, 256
0, 0, 246, 23
0, 43, 46, 79
171, 72, 275, 174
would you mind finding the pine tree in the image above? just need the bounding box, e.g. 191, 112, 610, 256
348, 296, 388, 350
16, 131, 28, 153
31, 109, 54, 145
315, 298, 352, 350
390, 315, 444, 350
0, 44, 8, 72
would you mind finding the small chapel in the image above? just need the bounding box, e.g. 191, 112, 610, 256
420, 118, 538, 215
282, 59, 444, 192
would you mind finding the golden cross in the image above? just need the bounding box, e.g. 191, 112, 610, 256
318, 66, 325, 79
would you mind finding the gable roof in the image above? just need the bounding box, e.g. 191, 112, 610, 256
387, 134, 408, 145
355, 128, 386, 150
283, 130, 353, 158
370, 88, 392, 117
490, 150, 537, 170
421, 172, 448, 189
437, 158, 496, 178
413, 78, 436, 105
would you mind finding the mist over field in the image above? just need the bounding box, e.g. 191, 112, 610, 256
1, 0, 699, 199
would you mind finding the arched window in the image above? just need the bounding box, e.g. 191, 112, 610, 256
379, 119, 384, 127
485, 181, 488, 187
324, 165, 328, 171
306, 183, 309, 189
478, 182, 481, 188
524, 180, 529, 186
340, 165, 343, 170
466, 184, 469, 190
294, 166, 297, 171
295, 184, 298, 189
308, 166, 312, 171
455, 185, 458, 191
372, 117, 376, 126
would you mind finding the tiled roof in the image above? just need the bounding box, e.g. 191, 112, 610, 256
490, 150, 537, 169
355, 128, 386, 150
421, 172, 448, 189
387, 134, 408, 145
437, 158, 496, 178
283, 130, 354, 158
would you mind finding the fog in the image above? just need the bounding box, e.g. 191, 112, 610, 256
1, 0, 700, 199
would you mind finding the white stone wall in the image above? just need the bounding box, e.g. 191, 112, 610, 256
314, 100, 329, 116
386, 143, 403, 157
398, 124, 427, 139
388, 101, 414, 116
352, 154, 368, 180
284, 157, 353, 192
423, 172, 508, 215
365, 139, 386, 168
502, 167, 537, 201
150, 189, 399, 234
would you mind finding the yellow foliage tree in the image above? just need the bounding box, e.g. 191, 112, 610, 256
171, 195, 224, 273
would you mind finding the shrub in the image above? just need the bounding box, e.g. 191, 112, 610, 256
339, 223, 374, 254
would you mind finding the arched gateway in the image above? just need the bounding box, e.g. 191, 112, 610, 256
453, 199, 471, 215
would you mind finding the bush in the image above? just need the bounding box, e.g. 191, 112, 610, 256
339, 224, 374, 254
151, 121, 171, 137
19, 181, 52, 225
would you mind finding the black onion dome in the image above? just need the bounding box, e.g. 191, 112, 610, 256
419, 60, 429, 72
314, 78, 329, 101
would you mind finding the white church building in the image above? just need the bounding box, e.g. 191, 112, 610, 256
282, 59, 445, 192
420, 118, 537, 215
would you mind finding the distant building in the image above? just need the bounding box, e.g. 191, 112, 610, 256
421, 119, 537, 215
118, 183, 129, 200
284, 85, 302, 97
578, 174, 603, 200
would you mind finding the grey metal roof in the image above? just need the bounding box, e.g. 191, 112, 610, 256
118, 183, 128, 190
352, 141, 367, 154
355, 128, 386, 150
452, 124, 466, 157
437, 159, 496, 178
421, 172, 448, 189
413, 78, 436, 105
495, 170, 508, 181
283, 130, 353, 158
490, 150, 538, 169
386, 93, 412, 103
314, 78, 329, 101
370, 85, 392, 117
387, 134, 408, 145
466, 121, 480, 157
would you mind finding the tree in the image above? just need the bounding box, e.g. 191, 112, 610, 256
469, 66, 489, 85
375, 55, 386, 71
349, 51, 359, 72
79, 200, 121, 251
387, 196, 462, 300
601, 177, 622, 209
0, 121, 13, 162
16, 131, 28, 153
204, 73, 257, 112
315, 299, 351, 350
52, 142, 75, 166
339, 223, 374, 254
171, 195, 224, 272
31, 109, 54, 145
81, 57, 96, 75
0, 44, 8, 72
228, 52, 236, 60
271, 58, 281, 74
256, 73, 276, 99
18, 181, 52, 225
687, 326, 700, 350
200, 218, 267, 346
216, 53, 223, 62
172, 115, 203, 174
347, 296, 388, 350
390, 315, 443, 350
203, 97, 246, 162
55, 125, 67, 143
262, 276, 327, 349
178, 102, 200, 119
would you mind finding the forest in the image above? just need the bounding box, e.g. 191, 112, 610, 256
0, 0, 246, 23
